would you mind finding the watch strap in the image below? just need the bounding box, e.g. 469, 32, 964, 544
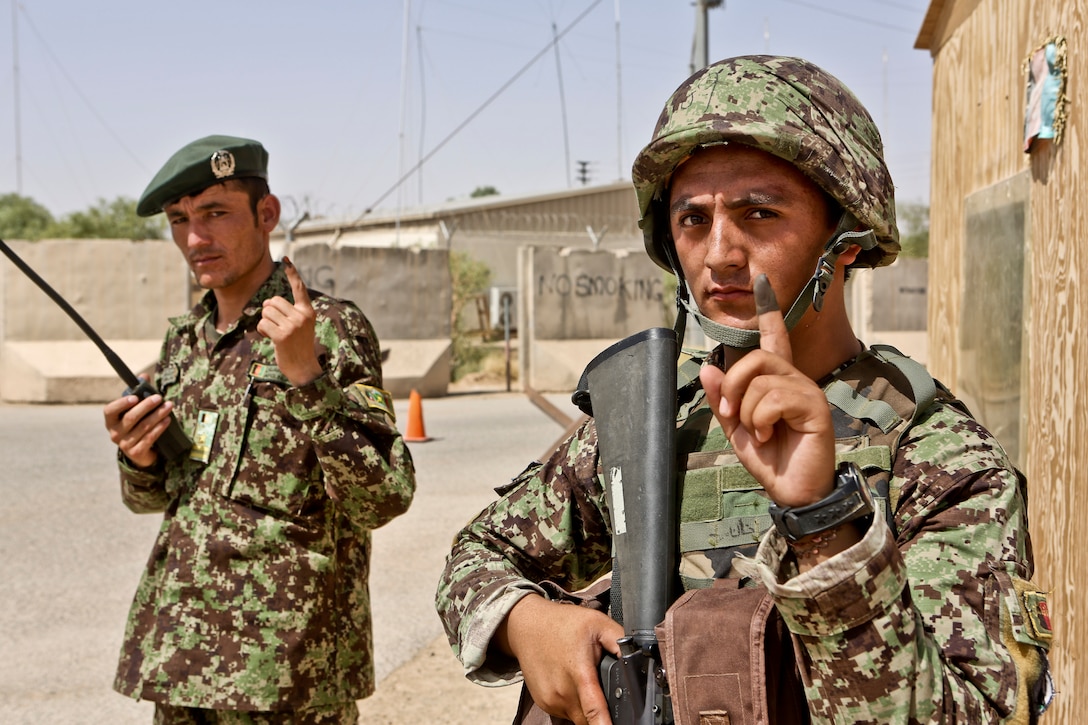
768, 461, 874, 542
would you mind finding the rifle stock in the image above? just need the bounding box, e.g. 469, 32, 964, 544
573, 327, 678, 724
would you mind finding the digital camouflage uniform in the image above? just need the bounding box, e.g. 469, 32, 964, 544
115, 263, 415, 711
436, 347, 1051, 722
436, 56, 1051, 723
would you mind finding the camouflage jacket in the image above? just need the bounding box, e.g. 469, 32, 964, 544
114, 263, 415, 710
436, 347, 1050, 723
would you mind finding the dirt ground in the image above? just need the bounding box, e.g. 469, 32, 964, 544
355, 635, 523, 724
358, 367, 554, 724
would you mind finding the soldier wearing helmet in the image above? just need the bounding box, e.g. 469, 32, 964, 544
634, 55, 897, 352
437, 57, 1051, 724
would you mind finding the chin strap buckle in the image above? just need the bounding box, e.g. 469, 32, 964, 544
810, 253, 836, 312
808, 227, 875, 313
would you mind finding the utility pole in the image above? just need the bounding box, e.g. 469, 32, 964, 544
417, 24, 426, 204
12, 0, 22, 194
614, 0, 623, 181
553, 22, 572, 188
690, 0, 724, 74
396, 0, 411, 244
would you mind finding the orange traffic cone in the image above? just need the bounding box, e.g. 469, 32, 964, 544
403, 389, 430, 442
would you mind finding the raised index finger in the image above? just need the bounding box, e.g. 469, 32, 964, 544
754, 273, 792, 364
282, 257, 312, 309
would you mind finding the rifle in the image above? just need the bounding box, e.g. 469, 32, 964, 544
0, 238, 192, 461
572, 327, 678, 724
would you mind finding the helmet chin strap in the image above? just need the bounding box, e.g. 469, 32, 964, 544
673, 215, 878, 351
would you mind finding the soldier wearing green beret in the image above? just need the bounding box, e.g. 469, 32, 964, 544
103, 135, 416, 724
436, 57, 1053, 724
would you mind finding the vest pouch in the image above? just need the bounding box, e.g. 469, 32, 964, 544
658, 578, 809, 725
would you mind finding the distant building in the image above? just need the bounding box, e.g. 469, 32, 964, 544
275, 180, 643, 292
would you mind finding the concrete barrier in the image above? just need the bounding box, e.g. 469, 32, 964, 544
0, 240, 455, 402
517, 249, 931, 393
290, 242, 452, 396
289, 243, 451, 341
380, 339, 452, 399
0, 239, 929, 402
0, 339, 161, 403
0, 239, 184, 403
519, 246, 672, 391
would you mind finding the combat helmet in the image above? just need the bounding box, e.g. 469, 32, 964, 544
632, 55, 900, 348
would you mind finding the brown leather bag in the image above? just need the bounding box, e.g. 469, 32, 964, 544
659, 578, 809, 725
511, 578, 808, 725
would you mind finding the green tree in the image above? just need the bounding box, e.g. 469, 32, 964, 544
449, 251, 492, 379
470, 185, 499, 198
47, 196, 165, 240
0, 193, 55, 240
897, 201, 929, 258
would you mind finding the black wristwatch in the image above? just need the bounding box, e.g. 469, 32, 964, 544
768, 461, 873, 542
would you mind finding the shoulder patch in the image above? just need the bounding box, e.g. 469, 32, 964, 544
1022, 590, 1053, 642
353, 383, 395, 420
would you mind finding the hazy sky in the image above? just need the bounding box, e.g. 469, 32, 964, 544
0, 0, 933, 223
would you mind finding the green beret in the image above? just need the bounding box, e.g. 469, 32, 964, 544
136, 134, 269, 216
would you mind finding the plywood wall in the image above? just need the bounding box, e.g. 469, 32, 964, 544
925, 1, 1086, 720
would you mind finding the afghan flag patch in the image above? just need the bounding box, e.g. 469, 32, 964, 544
354, 383, 395, 420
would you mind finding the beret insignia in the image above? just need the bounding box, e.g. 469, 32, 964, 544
210, 149, 236, 179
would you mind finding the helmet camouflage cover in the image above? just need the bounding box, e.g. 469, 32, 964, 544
633, 55, 900, 271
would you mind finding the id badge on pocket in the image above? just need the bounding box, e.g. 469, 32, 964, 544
189, 410, 219, 463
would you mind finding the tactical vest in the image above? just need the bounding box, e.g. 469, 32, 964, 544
673, 344, 941, 588
512, 345, 955, 725
657, 344, 949, 725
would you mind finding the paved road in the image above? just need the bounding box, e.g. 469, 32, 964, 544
0, 390, 583, 724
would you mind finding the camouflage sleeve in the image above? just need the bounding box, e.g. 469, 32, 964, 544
117, 336, 172, 513
747, 401, 1048, 723
435, 420, 613, 684
291, 299, 415, 532
117, 454, 170, 513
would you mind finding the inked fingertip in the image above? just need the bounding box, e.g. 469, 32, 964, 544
754, 274, 779, 314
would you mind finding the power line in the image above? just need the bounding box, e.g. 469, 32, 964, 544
776, 0, 917, 34
15, 3, 148, 174
354, 0, 605, 222
868, 0, 924, 13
